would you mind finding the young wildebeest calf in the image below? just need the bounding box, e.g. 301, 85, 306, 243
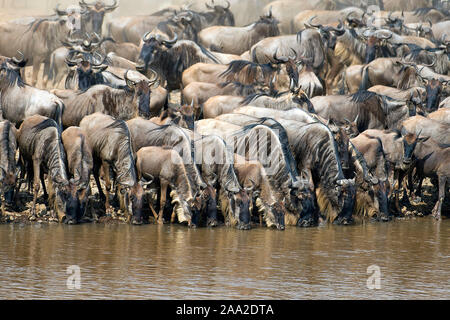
136, 146, 194, 226
61, 127, 94, 219
0, 120, 17, 216
16, 115, 79, 223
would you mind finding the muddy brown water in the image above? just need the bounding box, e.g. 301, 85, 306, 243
0, 218, 448, 299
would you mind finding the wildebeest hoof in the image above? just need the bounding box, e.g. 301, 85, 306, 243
66, 219, 77, 225
237, 223, 251, 230
189, 223, 197, 229
157, 218, 164, 225
297, 218, 316, 228
206, 218, 218, 227
131, 218, 143, 225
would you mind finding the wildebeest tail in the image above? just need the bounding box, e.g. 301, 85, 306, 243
359, 66, 371, 91
197, 43, 220, 64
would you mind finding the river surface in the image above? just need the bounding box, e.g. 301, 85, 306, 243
0, 218, 449, 299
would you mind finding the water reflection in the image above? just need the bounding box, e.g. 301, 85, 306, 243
0, 219, 448, 299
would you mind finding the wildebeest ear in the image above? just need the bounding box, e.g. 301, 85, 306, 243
418, 136, 430, 143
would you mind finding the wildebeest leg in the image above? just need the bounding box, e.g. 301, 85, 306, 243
31, 60, 41, 88
431, 176, 446, 220
102, 162, 113, 217
1, 190, 5, 217
93, 161, 105, 201
159, 179, 168, 224
40, 171, 48, 200
42, 58, 50, 89
30, 159, 40, 221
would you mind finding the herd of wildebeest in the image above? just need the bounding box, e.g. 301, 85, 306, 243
0, 0, 448, 229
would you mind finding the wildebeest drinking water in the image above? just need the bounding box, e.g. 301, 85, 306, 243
61, 126, 94, 219
79, 113, 144, 224
135, 146, 194, 226
16, 115, 79, 224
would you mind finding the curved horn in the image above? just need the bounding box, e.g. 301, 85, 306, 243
54, 3, 67, 16
162, 33, 178, 45
79, 0, 95, 8
306, 15, 321, 29
205, 1, 213, 9
272, 49, 288, 63
12, 51, 25, 65
224, 0, 230, 9
289, 48, 297, 60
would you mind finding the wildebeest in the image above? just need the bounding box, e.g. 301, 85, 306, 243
368, 85, 426, 113
198, 11, 280, 55
0, 13, 79, 86
401, 115, 450, 145
136, 33, 221, 90
126, 117, 207, 195
182, 81, 263, 118
215, 115, 318, 225
0, 54, 64, 128
193, 134, 252, 229
311, 90, 413, 133
361, 128, 429, 213
240, 90, 315, 113
79, 113, 144, 224
350, 135, 390, 221
136, 146, 194, 226
275, 119, 356, 225
195, 118, 315, 228
105, 7, 177, 45
150, 102, 195, 130
233, 154, 285, 229
0, 120, 17, 216
55, 70, 158, 127
410, 137, 449, 219
16, 115, 79, 223
61, 126, 94, 219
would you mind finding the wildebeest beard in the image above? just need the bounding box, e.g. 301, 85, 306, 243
137, 89, 151, 118
77, 68, 105, 91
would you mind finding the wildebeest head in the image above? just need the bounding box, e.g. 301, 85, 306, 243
229, 187, 251, 230
0, 168, 17, 205
304, 16, 345, 51
119, 182, 145, 225
0, 52, 28, 88
79, 0, 118, 35
333, 178, 356, 225
384, 11, 404, 34
272, 49, 299, 90
400, 130, 429, 168
171, 101, 195, 130
342, 115, 359, 138
361, 29, 393, 64
205, 0, 235, 26
255, 9, 280, 37
415, 20, 434, 39
53, 179, 80, 225
124, 70, 159, 119
65, 52, 108, 91
136, 33, 178, 73
423, 78, 448, 113
290, 174, 318, 227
